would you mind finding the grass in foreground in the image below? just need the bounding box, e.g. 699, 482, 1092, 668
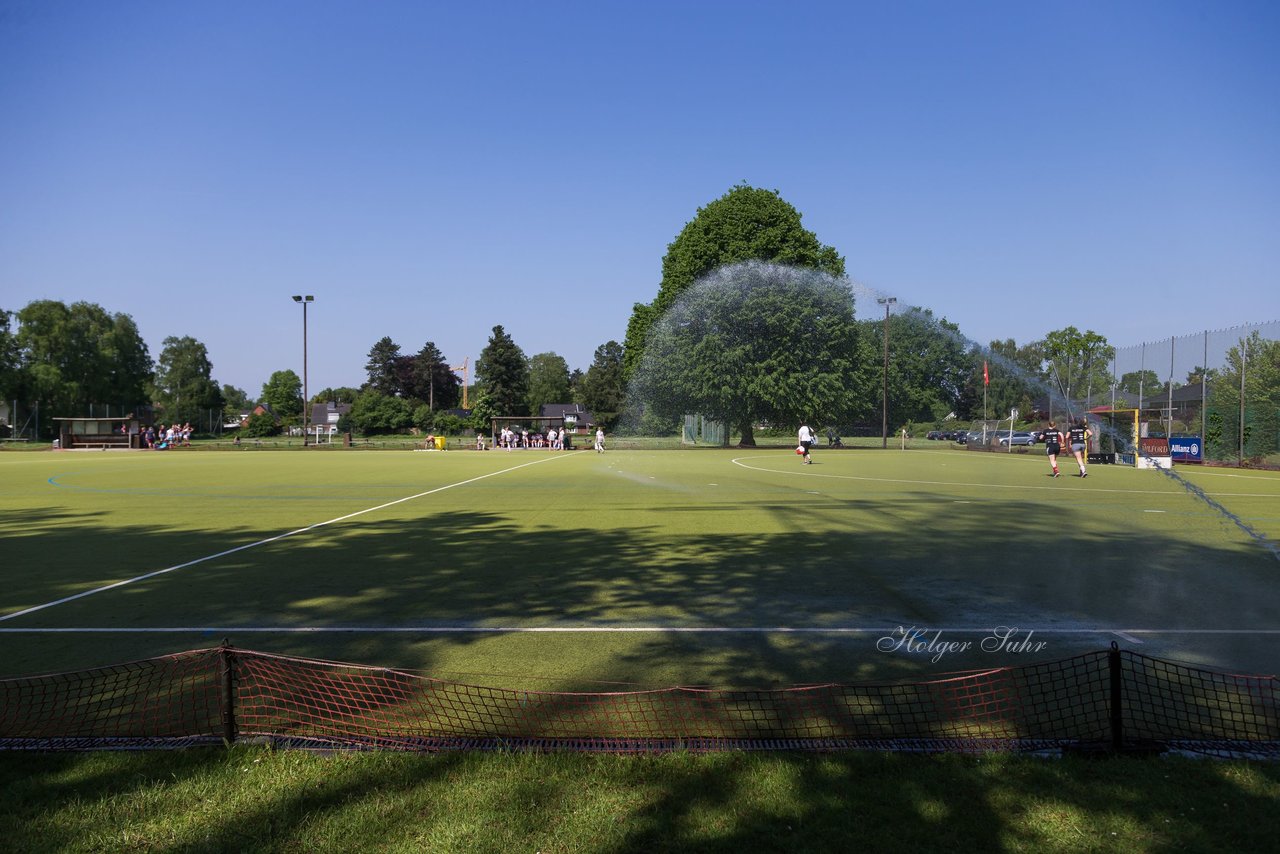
4, 748, 1279, 853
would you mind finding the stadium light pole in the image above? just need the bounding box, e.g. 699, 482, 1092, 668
877, 297, 896, 449
292, 295, 314, 446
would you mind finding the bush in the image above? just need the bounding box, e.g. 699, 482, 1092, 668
433, 413, 464, 435
241, 412, 280, 438
412, 404, 435, 432
350, 390, 413, 435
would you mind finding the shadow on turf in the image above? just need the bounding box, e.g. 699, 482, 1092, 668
2, 488, 1276, 685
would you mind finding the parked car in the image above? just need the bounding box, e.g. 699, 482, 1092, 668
926, 431, 942, 440
996, 431, 1037, 447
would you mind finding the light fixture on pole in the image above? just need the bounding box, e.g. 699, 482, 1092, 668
291, 295, 314, 446
877, 297, 897, 449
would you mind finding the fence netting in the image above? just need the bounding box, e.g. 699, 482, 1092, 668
1110, 321, 1279, 464
1, 646, 1276, 756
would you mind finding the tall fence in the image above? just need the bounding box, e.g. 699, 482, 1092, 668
1110, 321, 1280, 463
2, 644, 1276, 756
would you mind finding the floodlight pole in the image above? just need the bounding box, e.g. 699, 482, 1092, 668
877, 297, 896, 449
292, 295, 314, 446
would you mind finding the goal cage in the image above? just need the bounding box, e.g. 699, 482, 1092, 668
682, 414, 728, 446
1090, 408, 1173, 468
961, 420, 1006, 450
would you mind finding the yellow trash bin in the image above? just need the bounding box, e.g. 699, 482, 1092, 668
434, 435, 446, 451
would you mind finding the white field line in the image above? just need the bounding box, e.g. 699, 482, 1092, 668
729, 456, 1280, 498
0, 452, 580, 623
2, 626, 1279, 635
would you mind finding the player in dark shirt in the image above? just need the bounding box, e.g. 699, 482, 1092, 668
1068, 420, 1091, 478
1042, 421, 1064, 478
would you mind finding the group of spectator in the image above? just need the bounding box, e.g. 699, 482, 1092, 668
137, 422, 192, 449
492, 426, 569, 451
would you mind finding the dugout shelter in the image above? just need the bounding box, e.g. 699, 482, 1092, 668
54, 417, 140, 450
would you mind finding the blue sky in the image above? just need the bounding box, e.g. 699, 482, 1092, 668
2, 1, 1277, 396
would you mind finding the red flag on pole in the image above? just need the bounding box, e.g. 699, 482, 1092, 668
983, 361, 989, 386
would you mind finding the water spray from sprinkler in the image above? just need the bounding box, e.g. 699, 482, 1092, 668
1048, 360, 1075, 423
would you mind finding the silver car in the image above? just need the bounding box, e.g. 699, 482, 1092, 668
996, 431, 1036, 447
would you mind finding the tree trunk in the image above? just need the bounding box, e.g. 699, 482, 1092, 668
737, 422, 756, 446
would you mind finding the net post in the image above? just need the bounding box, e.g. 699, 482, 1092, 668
1108, 641, 1123, 753
219, 639, 237, 746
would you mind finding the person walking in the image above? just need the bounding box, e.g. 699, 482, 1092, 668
1042, 421, 1065, 478
798, 422, 816, 464
594, 427, 605, 453
1068, 418, 1091, 478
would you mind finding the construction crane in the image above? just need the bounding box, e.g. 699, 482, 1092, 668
452, 357, 469, 410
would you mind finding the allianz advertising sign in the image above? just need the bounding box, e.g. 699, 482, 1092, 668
1170, 437, 1203, 462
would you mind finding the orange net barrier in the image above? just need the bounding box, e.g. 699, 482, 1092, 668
2, 645, 1277, 755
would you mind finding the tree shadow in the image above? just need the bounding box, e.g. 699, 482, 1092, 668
2, 483, 1278, 681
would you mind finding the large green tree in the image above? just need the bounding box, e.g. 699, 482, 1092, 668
364, 337, 402, 395
623, 184, 846, 380
404, 341, 461, 410
863, 309, 970, 428
1041, 327, 1114, 407
260, 369, 303, 421
312, 386, 361, 404
578, 341, 626, 424
631, 261, 870, 445
956, 338, 1044, 422
0, 309, 20, 401
103, 313, 153, 407
526, 352, 571, 414
15, 300, 153, 422
1118, 370, 1162, 397
475, 325, 529, 416
221, 384, 252, 416
1205, 331, 1280, 460
349, 388, 414, 434
153, 335, 223, 426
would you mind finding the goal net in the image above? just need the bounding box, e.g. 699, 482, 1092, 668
682, 414, 727, 446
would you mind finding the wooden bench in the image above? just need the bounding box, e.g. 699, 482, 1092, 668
67, 435, 131, 450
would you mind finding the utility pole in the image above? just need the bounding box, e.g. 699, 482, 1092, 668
291, 295, 314, 445
877, 297, 897, 449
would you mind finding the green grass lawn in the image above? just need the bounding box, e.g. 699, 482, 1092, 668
2, 444, 1278, 684
4, 445, 1280, 851
4, 747, 1280, 853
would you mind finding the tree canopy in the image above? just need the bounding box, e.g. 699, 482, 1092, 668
866, 309, 970, 427
1206, 331, 1280, 460
578, 341, 626, 424
260, 369, 303, 421
364, 337, 402, 395
1041, 326, 1114, 406
153, 335, 223, 425
475, 325, 529, 416
623, 184, 846, 380
631, 261, 870, 445
0, 309, 21, 400
13, 300, 153, 419
526, 352, 571, 415
406, 341, 462, 411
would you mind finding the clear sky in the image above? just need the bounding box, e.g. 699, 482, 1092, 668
2, 1, 1277, 396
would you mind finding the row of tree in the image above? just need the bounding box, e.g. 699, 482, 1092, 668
618, 184, 1275, 449
0, 300, 230, 431
337, 330, 626, 435
0, 297, 629, 439
3, 183, 1274, 450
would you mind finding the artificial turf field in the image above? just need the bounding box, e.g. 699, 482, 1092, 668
1, 444, 1278, 685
